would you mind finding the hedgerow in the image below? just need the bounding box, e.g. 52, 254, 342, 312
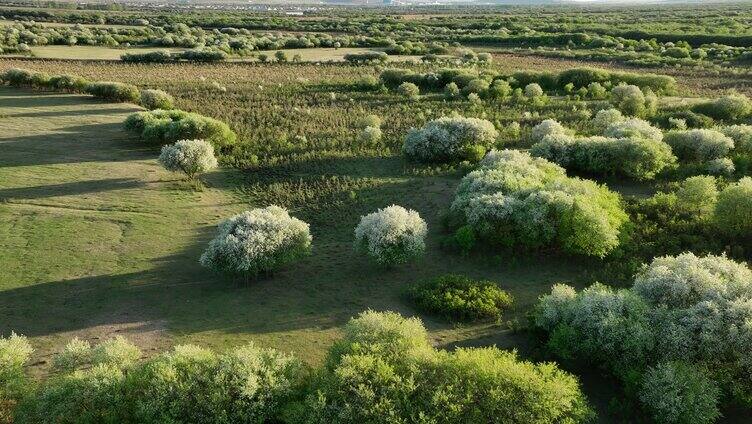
693, 93, 752, 121
84, 81, 141, 103
296, 310, 593, 424
531, 133, 676, 180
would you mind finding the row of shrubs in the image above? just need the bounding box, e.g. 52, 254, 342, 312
534, 252, 752, 424
0, 67, 174, 109
1, 310, 592, 423
120, 48, 227, 63
379, 66, 676, 95
124, 109, 237, 149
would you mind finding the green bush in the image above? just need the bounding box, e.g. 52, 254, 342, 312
640, 362, 721, 424
407, 274, 512, 321
714, 177, 752, 238
49, 74, 90, 93
693, 93, 752, 121
403, 116, 498, 163
85, 81, 141, 103
139, 89, 174, 110
1, 333, 33, 422
124, 109, 237, 148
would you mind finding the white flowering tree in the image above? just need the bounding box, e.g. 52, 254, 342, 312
158, 139, 218, 180
530, 119, 568, 143
200, 206, 312, 279
354, 205, 428, 266
402, 116, 498, 163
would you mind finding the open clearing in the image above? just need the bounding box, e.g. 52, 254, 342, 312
0, 87, 590, 371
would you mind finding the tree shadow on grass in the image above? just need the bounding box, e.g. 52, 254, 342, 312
6, 107, 139, 119
0, 122, 153, 167
0, 89, 100, 108
0, 178, 145, 200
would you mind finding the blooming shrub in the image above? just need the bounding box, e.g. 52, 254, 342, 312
603, 118, 663, 141
693, 93, 752, 121
714, 177, 752, 238
357, 126, 382, 147
719, 124, 752, 153
534, 252, 752, 414
402, 116, 498, 163
640, 362, 721, 424
610, 84, 657, 117
664, 129, 734, 161
354, 205, 427, 266
530, 119, 568, 143
124, 109, 237, 148
158, 139, 218, 179
53, 336, 141, 373
200, 206, 312, 278
531, 133, 675, 180
524, 82, 544, 98
407, 274, 512, 321
302, 311, 592, 424
706, 157, 735, 176
139, 89, 174, 110
356, 114, 381, 129
397, 81, 419, 99
451, 150, 627, 256
591, 108, 625, 133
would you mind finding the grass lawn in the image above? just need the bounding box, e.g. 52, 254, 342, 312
23, 45, 190, 61
0, 87, 594, 373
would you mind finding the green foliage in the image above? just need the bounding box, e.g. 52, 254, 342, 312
714, 177, 752, 238
85, 81, 141, 103
124, 109, 237, 148
664, 129, 734, 162
407, 274, 512, 321
396, 81, 419, 99
640, 362, 721, 424
0, 333, 33, 421
693, 93, 752, 121
452, 149, 628, 257
139, 89, 174, 110
301, 311, 592, 424
403, 116, 498, 164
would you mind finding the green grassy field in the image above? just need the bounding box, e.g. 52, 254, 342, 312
0, 87, 594, 373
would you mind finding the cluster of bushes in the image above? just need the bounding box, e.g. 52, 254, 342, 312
448, 149, 628, 257
123, 109, 237, 149
530, 118, 676, 180
3, 335, 303, 423
534, 252, 752, 423
342, 50, 388, 64
379, 66, 676, 96
407, 274, 512, 321
402, 116, 498, 164
2, 311, 593, 423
